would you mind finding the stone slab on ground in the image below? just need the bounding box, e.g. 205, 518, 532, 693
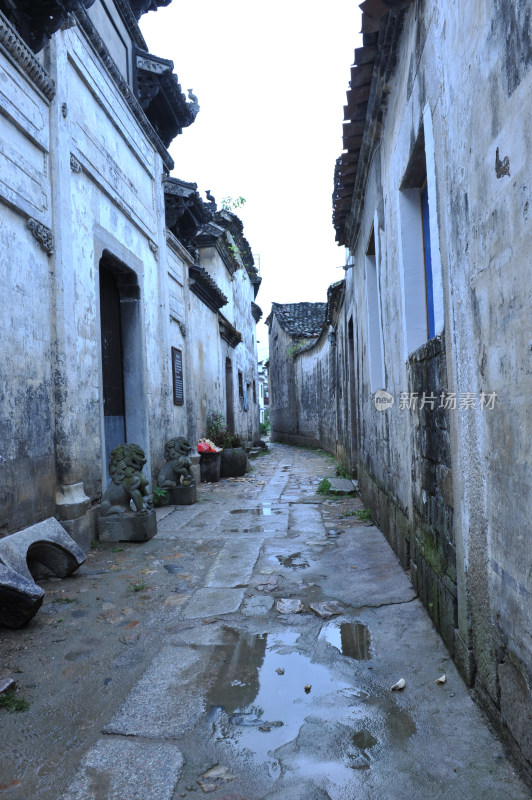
241, 595, 274, 616
205, 539, 262, 588
103, 646, 209, 739
58, 737, 183, 800
319, 524, 417, 607
181, 587, 245, 619
326, 477, 357, 494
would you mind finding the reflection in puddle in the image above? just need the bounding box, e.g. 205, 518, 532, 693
276, 552, 310, 569
322, 622, 372, 660
206, 630, 349, 762
230, 506, 282, 516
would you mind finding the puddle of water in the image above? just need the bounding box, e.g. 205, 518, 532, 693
205, 630, 350, 761
322, 622, 371, 660
276, 552, 310, 569
352, 729, 378, 752
230, 506, 282, 516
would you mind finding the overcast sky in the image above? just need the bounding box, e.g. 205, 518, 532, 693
140, 1, 362, 360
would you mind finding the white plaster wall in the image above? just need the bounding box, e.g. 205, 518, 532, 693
343, 0, 532, 755
87, 0, 133, 85
0, 44, 56, 530
49, 24, 169, 495
232, 266, 260, 442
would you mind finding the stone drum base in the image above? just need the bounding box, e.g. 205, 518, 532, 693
98, 509, 157, 543
164, 484, 196, 505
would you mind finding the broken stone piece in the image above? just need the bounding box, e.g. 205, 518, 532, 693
391, 678, 406, 691
197, 764, 238, 793
258, 720, 284, 732
0, 517, 86, 582
0, 677, 16, 694
309, 600, 346, 618
0, 563, 45, 629
275, 598, 305, 614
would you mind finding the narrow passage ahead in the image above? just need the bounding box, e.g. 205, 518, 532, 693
0, 444, 528, 800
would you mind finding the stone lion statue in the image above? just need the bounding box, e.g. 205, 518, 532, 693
157, 437, 194, 489
100, 443, 153, 516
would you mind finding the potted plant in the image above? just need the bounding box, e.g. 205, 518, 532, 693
219, 431, 247, 477
205, 411, 247, 478
197, 438, 222, 482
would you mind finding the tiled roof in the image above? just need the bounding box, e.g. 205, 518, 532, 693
266, 302, 327, 338
332, 0, 414, 245
326, 280, 345, 324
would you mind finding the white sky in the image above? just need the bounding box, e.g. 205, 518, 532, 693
140, 1, 362, 360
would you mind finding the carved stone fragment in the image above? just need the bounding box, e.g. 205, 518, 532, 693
26, 218, 54, 256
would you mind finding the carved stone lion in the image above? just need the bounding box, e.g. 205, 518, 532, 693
157, 437, 194, 489
100, 443, 153, 516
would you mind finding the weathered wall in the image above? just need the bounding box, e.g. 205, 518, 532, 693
268, 0, 532, 774
0, 10, 188, 544
231, 264, 261, 443
347, 0, 532, 774
56, 19, 173, 499
0, 30, 55, 532
164, 232, 193, 448
294, 334, 338, 453
186, 242, 260, 447
428, 1, 532, 764
268, 316, 298, 442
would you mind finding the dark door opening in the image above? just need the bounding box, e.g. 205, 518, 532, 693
225, 358, 235, 432
348, 316, 358, 475
100, 266, 126, 471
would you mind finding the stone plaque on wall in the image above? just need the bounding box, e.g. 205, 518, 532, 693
171, 347, 184, 405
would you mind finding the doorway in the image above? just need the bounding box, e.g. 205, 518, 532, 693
100, 265, 126, 471
348, 316, 358, 475
99, 253, 147, 481
225, 358, 235, 432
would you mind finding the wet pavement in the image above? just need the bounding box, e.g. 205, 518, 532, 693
0, 443, 530, 799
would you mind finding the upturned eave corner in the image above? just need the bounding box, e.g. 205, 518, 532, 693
135, 49, 199, 148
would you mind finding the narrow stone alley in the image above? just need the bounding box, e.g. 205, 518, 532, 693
0, 444, 529, 800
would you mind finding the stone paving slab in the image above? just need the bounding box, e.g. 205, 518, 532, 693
181, 587, 245, 619
58, 738, 183, 800
205, 539, 263, 588
241, 595, 274, 616
2, 443, 530, 800
319, 524, 417, 607
103, 646, 210, 739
